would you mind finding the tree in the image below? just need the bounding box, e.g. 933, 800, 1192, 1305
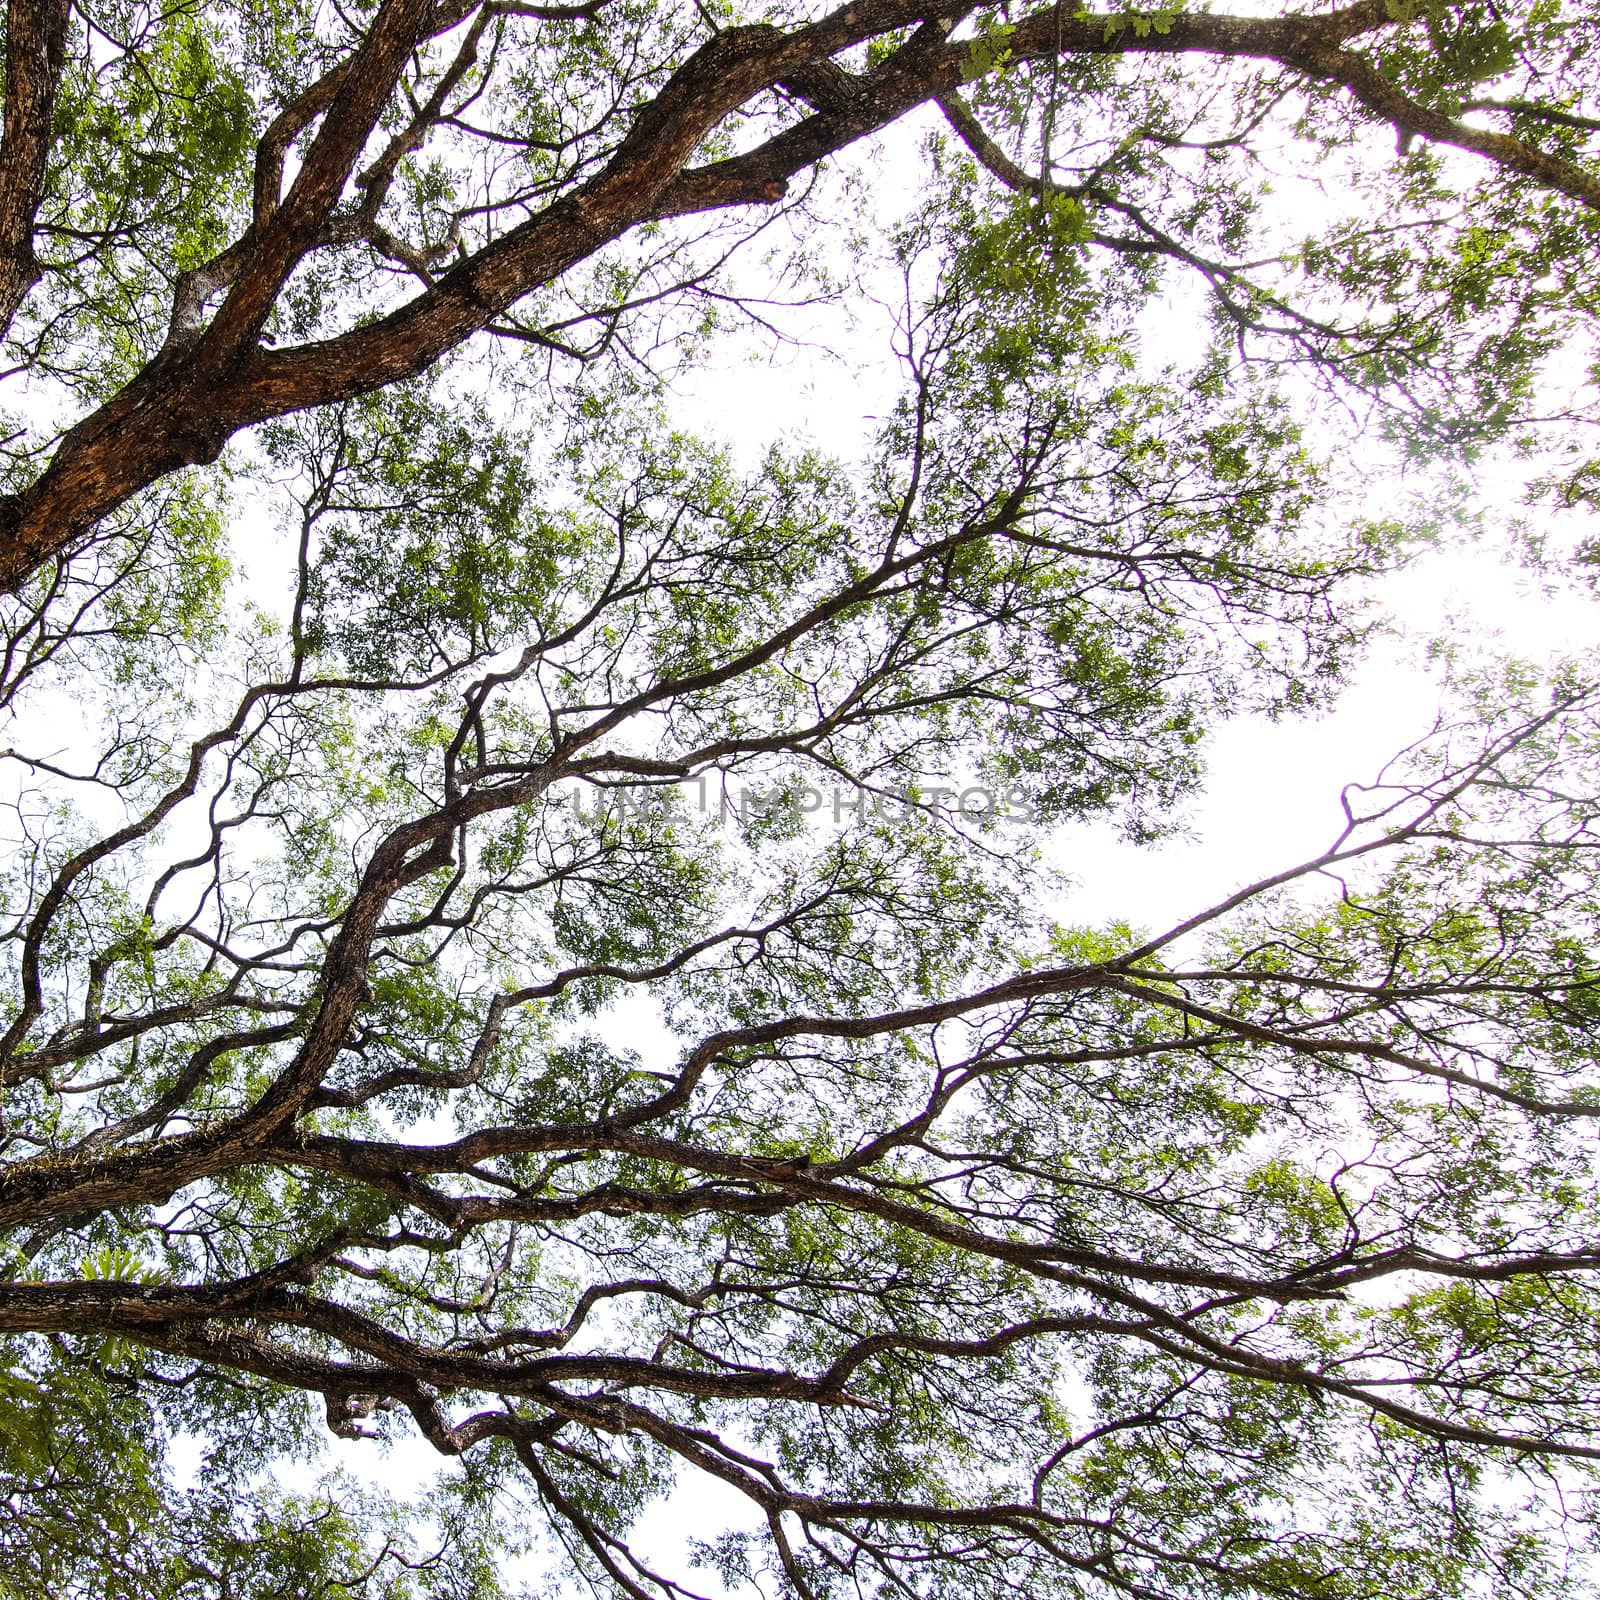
1, 0, 1599, 1595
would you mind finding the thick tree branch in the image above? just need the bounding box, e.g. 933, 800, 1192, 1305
3, 0, 1596, 598
0, 0, 69, 337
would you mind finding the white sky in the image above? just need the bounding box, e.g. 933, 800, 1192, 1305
205, 99, 1600, 1597
284, 273, 1600, 1600
535, 256, 1600, 1595
0, 9, 1591, 1592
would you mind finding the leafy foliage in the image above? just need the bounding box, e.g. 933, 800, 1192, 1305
0, 1, 1599, 1597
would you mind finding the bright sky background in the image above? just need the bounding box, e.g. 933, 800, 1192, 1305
241, 101, 1600, 1594
572, 270, 1600, 1599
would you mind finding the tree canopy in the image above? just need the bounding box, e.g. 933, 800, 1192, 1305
1, 0, 1600, 1595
